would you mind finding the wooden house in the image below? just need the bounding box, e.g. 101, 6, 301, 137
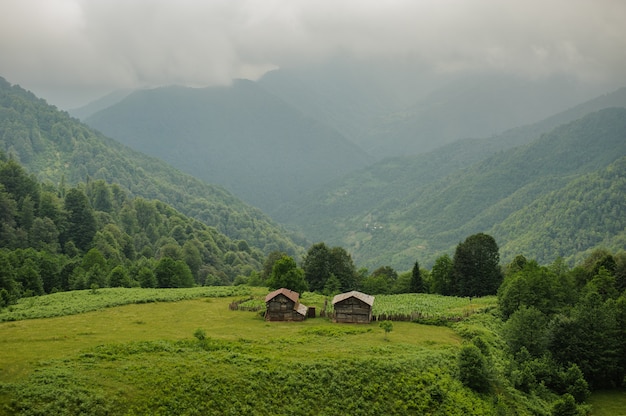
265, 288, 308, 322
332, 291, 375, 323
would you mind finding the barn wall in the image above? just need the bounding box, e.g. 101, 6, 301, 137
265, 294, 305, 321
334, 298, 372, 323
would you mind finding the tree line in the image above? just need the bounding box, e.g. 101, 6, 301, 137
261, 233, 503, 298
0, 153, 264, 307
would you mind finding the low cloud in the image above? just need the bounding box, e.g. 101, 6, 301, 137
1, 0, 624, 107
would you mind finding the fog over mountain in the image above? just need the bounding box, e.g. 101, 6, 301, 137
1, 1, 624, 109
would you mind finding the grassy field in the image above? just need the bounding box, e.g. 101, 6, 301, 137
2, 288, 618, 415
0, 290, 461, 383
589, 389, 626, 416
1, 288, 487, 415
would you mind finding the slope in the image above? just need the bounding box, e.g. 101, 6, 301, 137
85, 80, 372, 213
493, 155, 626, 265
0, 76, 303, 258
279, 107, 626, 270
275, 88, 626, 239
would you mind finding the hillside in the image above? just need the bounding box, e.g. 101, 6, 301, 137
494, 155, 626, 264
277, 107, 626, 270
85, 80, 372, 213
274, 87, 626, 227
0, 76, 303, 258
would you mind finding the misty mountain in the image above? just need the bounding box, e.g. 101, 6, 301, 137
276, 106, 626, 270
69, 89, 133, 120
85, 80, 372, 213
0, 76, 303, 258
274, 87, 626, 233
260, 69, 605, 158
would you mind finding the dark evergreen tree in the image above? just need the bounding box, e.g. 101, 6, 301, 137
409, 261, 424, 293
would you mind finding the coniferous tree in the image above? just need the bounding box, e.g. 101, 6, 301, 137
409, 261, 424, 293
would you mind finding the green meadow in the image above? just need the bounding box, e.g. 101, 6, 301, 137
0, 288, 497, 415
0, 288, 618, 415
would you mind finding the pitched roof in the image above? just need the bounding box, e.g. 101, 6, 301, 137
295, 302, 308, 317
332, 290, 375, 306
265, 288, 300, 303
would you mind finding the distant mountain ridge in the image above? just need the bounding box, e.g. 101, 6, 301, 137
85, 80, 372, 213
259, 68, 606, 158
276, 105, 626, 270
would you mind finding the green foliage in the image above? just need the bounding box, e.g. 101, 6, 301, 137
453, 233, 502, 297
498, 260, 573, 320
276, 107, 626, 270
266, 255, 308, 293
302, 243, 358, 293
193, 328, 206, 341
0, 78, 304, 273
0, 153, 278, 304
502, 306, 549, 357
551, 394, 582, 416
458, 344, 490, 393
379, 320, 393, 339
370, 293, 496, 321
431, 254, 454, 295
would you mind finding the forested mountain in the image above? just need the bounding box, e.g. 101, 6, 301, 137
69, 89, 132, 121
85, 80, 372, 213
0, 76, 303, 259
259, 67, 603, 158
495, 155, 626, 264
277, 107, 626, 270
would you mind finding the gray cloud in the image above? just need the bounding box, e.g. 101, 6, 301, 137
1, 0, 624, 108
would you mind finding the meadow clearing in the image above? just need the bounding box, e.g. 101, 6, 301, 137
0, 288, 621, 415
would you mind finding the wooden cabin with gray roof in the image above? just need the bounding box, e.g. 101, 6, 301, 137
332, 291, 375, 323
265, 288, 308, 322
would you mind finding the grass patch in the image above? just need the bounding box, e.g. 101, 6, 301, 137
588, 389, 626, 415
0, 289, 538, 415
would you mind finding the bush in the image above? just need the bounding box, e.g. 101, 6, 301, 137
458, 344, 490, 393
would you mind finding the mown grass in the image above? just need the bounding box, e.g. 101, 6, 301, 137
0, 288, 460, 383
588, 389, 626, 415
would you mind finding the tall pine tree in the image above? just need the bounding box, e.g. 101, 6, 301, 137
410, 261, 424, 293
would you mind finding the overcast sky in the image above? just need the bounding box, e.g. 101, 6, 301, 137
1, 0, 625, 109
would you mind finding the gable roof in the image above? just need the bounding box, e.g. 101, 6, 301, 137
265, 288, 300, 304
332, 290, 375, 307
295, 302, 308, 317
